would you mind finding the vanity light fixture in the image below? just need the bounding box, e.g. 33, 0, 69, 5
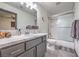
20, 2, 37, 10
32, 4, 37, 10
20, 2, 24, 5
25, 2, 37, 10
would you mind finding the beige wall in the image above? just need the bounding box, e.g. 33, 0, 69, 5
74, 2, 79, 20
37, 4, 48, 33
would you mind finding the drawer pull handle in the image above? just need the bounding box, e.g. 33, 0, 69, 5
11, 49, 22, 55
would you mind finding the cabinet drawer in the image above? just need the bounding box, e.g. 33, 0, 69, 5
19, 47, 36, 57
1, 43, 25, 57
26, 38, 42, 50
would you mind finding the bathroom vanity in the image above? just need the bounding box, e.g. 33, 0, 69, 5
0, 33, 47, 57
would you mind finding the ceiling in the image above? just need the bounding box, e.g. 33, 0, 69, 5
5, 2, 74, 16
38, 2, 74, 15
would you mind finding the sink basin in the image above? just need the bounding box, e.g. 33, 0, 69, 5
11, 34, 34, 40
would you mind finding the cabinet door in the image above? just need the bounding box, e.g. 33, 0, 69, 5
26, 38, 42, 50
42, 36, 46, 41
19, 47, 36, 57
26, 47, 36, 57
37, 41, 46, 57
1, 43, 25, 57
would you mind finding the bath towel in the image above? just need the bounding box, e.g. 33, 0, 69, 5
76, 20, 79, 39
71, 20, 76, 39
71, 20, 79, 39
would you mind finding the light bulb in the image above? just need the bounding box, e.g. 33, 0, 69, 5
20, 2, 24, 5
30, 7, 33, 10
33, 4, 37, 9
26, 4, 29, 8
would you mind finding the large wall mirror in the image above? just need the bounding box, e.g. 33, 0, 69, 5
0, 8, 17, 30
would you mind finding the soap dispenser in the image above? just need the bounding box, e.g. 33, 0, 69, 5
18, 29, 21, 35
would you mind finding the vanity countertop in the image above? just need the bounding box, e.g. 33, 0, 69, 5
0, 33, 47, 49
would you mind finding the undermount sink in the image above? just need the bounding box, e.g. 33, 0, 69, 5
11, 34, 34, 39
11, 35, 24, 39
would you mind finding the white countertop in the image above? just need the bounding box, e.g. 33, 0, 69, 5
0, 33, 47, 49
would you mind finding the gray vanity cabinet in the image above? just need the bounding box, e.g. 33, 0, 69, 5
37, 41, 46, 57
0, 35, 47, 57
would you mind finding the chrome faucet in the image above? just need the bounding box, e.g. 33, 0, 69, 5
18, 29, 21, 35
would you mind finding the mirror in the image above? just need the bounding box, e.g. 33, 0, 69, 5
0, 9, 17, 30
